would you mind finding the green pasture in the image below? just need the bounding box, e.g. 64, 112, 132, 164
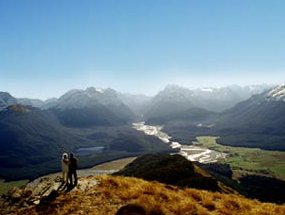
194, 136, 285, 180
0, 180, 29, 195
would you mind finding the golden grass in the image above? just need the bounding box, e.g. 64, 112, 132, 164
15, 175, 285, 215
91, 157, 137, 171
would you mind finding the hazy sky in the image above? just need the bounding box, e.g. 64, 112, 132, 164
1, 0, 285, 99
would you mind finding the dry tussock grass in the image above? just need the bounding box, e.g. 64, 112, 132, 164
16, 175, 285, 215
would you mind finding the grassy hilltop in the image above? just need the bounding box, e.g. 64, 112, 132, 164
7, 175, 285, 215
1, 154, 285, 215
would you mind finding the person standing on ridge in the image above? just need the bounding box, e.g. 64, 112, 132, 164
68, 152, 78, 186
61, 152, 69, 184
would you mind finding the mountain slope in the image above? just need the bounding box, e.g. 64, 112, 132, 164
1, 174, 284, 215
0, 104, 174, 180
0, 92, 17, 110
143, 85, 196, 122
143, 84, 271, 122
190, 84, 272, 112
17, 98, 44, 108
147, 106, 216, 124
215, 84, 285, 150
49, 87, 135, 127
161, 84, 285, 150
0, 105, 84, 179
118, 93, 151, 117
51, 104, 126, 127
115, 154, 235, 193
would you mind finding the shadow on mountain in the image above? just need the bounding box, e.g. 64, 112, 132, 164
51, 105, 127, 127
196, 163, 285, 204
0, 104, 175, 181
114, 154, 233, 193
239, 175, 285, 204
35, 190, 59, 214
115, 203, 165, 215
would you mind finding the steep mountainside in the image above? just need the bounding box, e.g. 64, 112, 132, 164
147, 107, 216, 124
0, 104, 173, 180
143, 84, 271, 121
161, 84, 285, 150
0, 105, 84, 179
190, 84, 272, 112
143, 85, 196, 122
267, 83, 285, 101
0, 92, 17, 110
118, 93, 151, 117
215, 84, 285, 150
17, 98, 44, 108
51, 104, 127, 127
49, 87, 135, 127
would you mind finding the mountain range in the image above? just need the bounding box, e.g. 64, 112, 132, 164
162, 84, 285, 151
6, 84, 271, 114
0, 83, 284, 180
143, 84, 272, 122
216, 84, 285, 150
0, 87, 169, 180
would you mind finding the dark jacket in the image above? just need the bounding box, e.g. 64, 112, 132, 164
69, 157, 78, 172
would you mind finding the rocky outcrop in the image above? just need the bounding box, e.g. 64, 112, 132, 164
0, 174, 99, 214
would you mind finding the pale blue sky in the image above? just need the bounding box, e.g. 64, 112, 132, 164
1, 0, 285, 99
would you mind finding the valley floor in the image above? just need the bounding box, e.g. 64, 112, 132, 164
133, 122, 227, 163
194, 136, 285, 180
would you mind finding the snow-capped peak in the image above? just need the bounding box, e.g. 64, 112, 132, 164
267, 83, 285, 101
201, 88, 213, 92
95, 88, 104, 93
85, 87, 105, 95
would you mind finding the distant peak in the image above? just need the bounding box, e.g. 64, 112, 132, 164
0, 92, 16, 102
164, 84, 187, 90
0, 91, 13, 97
86, 87, 105, 94
160, 85, 192, 95
96, 88, 104, 93
63, 89, 82, 96
201, 88, 214, 92
266, 83, 285, 101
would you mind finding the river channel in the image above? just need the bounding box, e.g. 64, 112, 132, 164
132, 122, 227, 163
